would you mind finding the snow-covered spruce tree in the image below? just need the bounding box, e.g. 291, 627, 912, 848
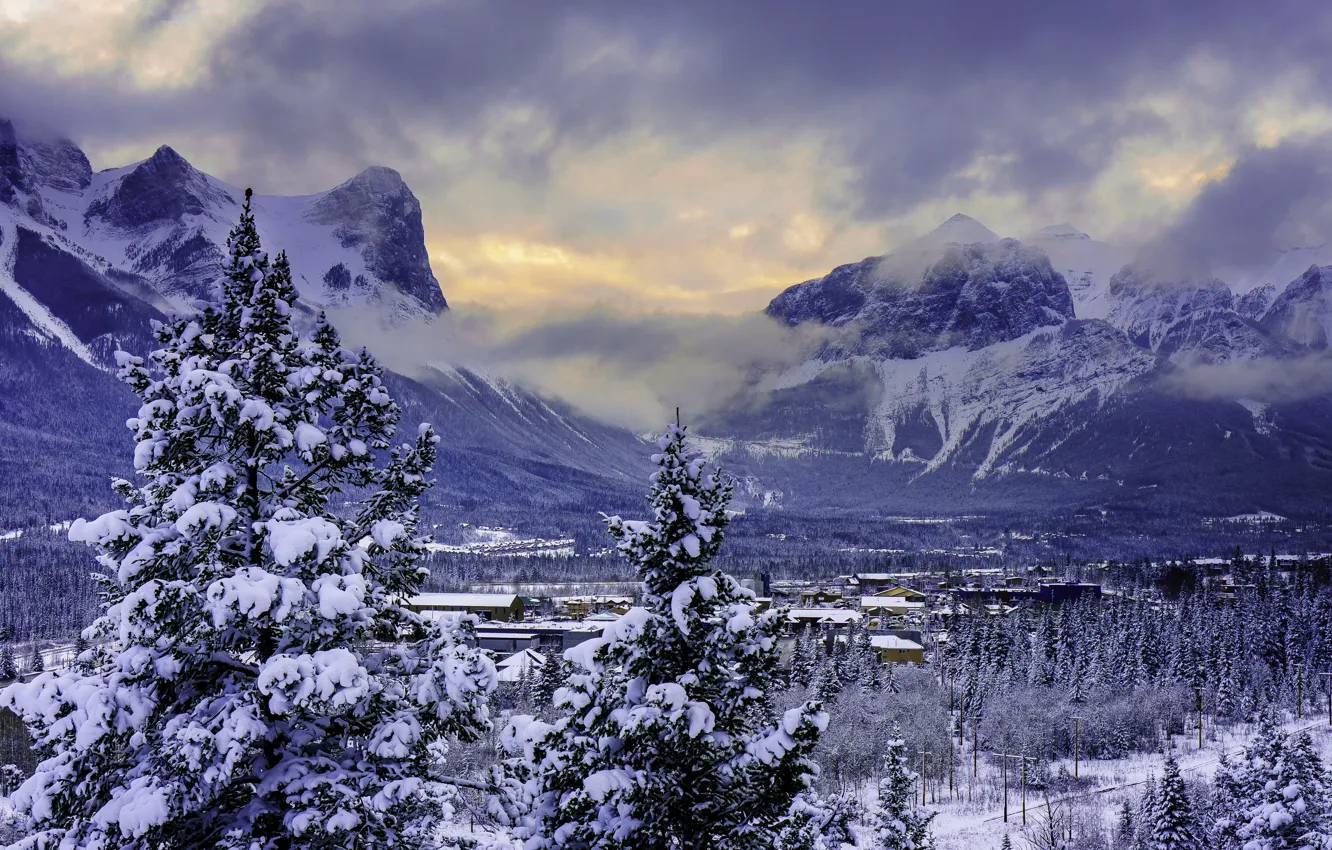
1142, 756, 1202, 850
0, 645, 16, 682
533, 649, 566, 710
1234, 723, 1331, 850
1115, 800, 1135, 850
0, 191, 496, 850
1206, 753, 1246, 850
870, 727, 934, 850
498, 422, 827, 850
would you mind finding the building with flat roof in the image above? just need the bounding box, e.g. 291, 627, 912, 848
408, 593, 525, 622
474, 620, 604, 653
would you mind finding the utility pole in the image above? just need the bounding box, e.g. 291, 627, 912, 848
916, 746, 928, 806
1195, 687, 1204, 749
1071, 715, 1081, 780
948, 740, 955, 799
1294, 663, 1304, 719
1020, 753, 1037, 826
973, 714, 980, 778
1320, 672, 1332, 725
991, 751, 1022, 823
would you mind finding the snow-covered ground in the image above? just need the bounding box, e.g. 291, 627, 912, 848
927, 718, 1332, 849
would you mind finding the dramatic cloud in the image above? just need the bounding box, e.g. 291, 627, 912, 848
8, 0, 1332, 311
1140, 136, 1332, 275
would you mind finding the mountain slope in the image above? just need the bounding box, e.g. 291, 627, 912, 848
707, 215, 1332, 516
0, 117, 649, 527
1261, 264, 1332, 349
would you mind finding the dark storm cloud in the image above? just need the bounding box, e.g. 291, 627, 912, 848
7, 0, 1327, 213
202, 0, 1332, 213
1143, 137, 1332, 274
8, 0, 1332, 228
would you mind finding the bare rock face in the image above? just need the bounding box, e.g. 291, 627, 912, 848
85, 145, 235, 231
307, 166, 448, 312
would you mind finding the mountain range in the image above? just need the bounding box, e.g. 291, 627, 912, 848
3, 115, 1332, 526
0, 117, 648, 528
700, 214, 1332, 516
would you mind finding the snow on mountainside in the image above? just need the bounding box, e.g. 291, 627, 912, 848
3, 118, 447, 321
1261, 264, 1332, 348
715, 213, 1332, 514
1027, 223, 1131, 319
763, 320, 1159, 480
1103, 266, 1236, 350
0, 116, 650, 526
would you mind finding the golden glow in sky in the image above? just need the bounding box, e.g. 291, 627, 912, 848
3, 0, 1328, 314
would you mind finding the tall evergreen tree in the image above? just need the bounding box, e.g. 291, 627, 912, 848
1116, 799, 1136, 849
1142, 756, 1202, 850
533, 648, 567, 710
0, 192, 496, 850
0, 644, 16, 682
498, 422, 826, 850
870, 726, 934, 850
1207, 753, 1246, 850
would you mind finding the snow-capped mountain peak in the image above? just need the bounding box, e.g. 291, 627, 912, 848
85, 144, 237, 232
921, 213, 1000, 247
0, 117, 448, 319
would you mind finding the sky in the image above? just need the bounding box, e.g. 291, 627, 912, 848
7, 0, 1332, 317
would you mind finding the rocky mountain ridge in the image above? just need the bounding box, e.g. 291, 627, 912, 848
703, 214, 1332, 515
0, 118, 649, 527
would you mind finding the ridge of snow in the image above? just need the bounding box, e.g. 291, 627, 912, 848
766, 323, 1156, 483
0, 218, 104, 370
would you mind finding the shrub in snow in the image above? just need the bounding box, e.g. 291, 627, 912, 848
496, 422, 827, 849
773, 792, 859, 850
0, 191, 496, 850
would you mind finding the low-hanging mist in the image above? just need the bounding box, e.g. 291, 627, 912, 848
329, 305, 847, 431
